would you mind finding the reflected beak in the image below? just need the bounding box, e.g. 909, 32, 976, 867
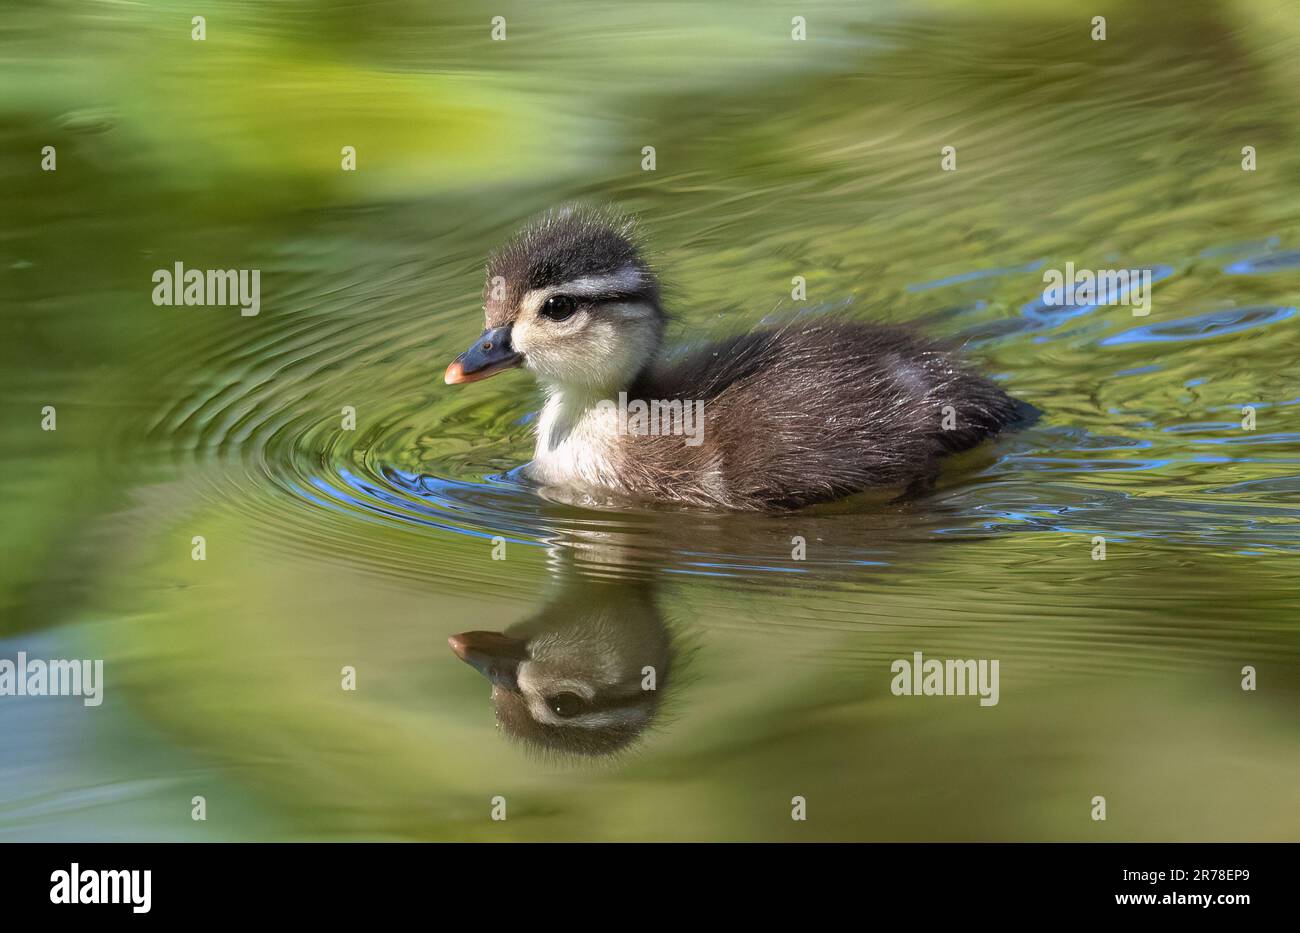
444, 325, 523, 385
448, 630, 529, 691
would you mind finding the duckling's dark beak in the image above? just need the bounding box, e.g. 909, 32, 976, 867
445, 325, 523, 385
448, 630, 529, 690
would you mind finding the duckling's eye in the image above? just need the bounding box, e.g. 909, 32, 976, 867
540, 294, 578, 321
548, 692, 586, 717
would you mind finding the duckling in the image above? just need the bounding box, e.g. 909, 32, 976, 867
444, 206, 1030, 510
448, 576, 673, 757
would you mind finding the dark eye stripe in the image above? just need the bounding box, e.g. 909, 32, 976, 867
538, 290, 646, 322
570, 291, 646, 305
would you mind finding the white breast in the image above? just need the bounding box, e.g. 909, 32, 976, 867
526, 390, 624, 489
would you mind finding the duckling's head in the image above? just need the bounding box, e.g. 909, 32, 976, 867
448, 580, 672, 758
445, 206, 665, 395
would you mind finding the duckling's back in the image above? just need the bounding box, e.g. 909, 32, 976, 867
625, 319, 1030, 509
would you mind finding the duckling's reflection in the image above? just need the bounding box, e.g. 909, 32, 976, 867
445, 492, 984, 758
449, 570, 673, 758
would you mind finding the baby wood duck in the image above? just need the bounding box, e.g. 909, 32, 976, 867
445, 206, 1029, 510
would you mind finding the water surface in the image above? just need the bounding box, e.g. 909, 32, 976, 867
2, 0, 1299, 840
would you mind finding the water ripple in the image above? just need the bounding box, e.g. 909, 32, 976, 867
1101, 306, 1296, 345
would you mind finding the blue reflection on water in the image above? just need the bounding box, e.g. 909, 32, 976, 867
1101, 306, 1295, 346
1224, 250, 1300, 275
1022, 264, 1175, 328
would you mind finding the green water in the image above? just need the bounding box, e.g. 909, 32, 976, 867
2, 0, 1299, 840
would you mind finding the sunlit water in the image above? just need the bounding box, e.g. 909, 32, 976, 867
2, 0, 1299, 840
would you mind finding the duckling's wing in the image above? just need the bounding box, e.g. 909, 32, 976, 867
635, 319, 1027, 509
